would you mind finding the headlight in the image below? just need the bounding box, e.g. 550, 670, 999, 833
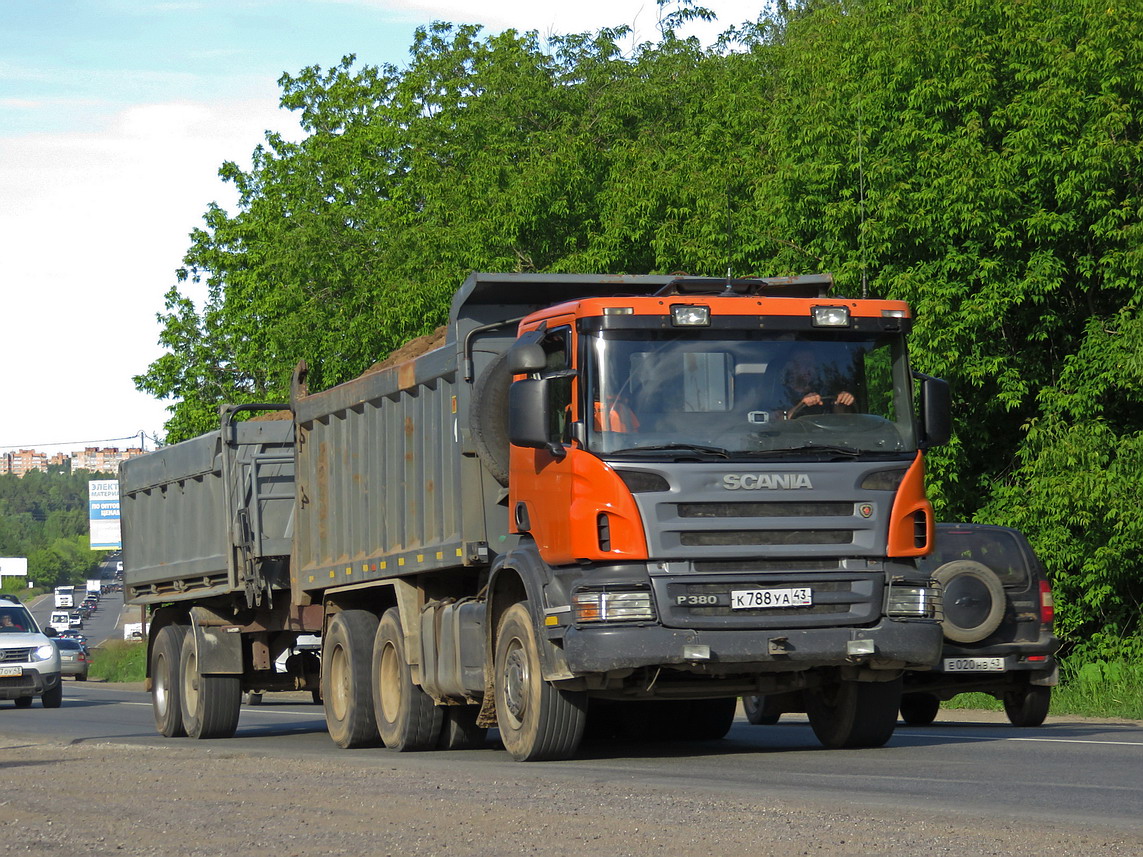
886, 582, 942, 619
811, 305, 851, 327
572, 589, 656, 623
33, 644, 56, 661
670, 305, 710, 326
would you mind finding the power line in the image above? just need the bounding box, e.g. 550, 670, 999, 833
0, 431, 161, 452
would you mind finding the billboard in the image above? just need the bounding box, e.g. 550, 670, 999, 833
89, 479, 122, 550
0, 557, 28, 577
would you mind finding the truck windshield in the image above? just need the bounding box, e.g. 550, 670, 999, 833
583, 328, 917, 458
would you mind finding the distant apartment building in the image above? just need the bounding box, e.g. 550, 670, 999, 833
0, 449, 48, 476
0, 446, 145, 477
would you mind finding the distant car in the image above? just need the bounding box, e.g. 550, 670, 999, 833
741, 523, 1059, 729
53, 637, 90, 681
48, 611, 72, 634
0, 594, 63, 708
68, 613, 84, 629
57, 631, 88, 647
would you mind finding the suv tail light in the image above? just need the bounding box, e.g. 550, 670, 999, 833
1039, 580, 1054, 626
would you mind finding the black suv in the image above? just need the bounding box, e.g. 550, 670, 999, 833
901, 522, 1058, 726
742, 523, 1058, 729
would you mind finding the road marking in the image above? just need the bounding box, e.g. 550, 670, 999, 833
897, 731, 1143, 747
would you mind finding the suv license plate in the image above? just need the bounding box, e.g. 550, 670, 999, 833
731, 588, 812, 609
0, 666, 23, 677
943, 657, 1005, 672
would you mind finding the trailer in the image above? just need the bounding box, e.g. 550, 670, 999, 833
121, 272, 949, 759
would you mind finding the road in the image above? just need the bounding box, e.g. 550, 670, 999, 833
1, 680, 1140, 856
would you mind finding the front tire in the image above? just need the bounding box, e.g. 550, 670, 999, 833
322, 610, 381, 748
14, 696, 34, 709
41, 682, 63, 709
152, 624, 188, 737
1003, 685, 1050, 727
494, 602, 586, 761
372, 608, 442, 751
179, 633, 240, 739
899, 692, 941, 726
743, 695, 782, 725
806, 676, 902, 749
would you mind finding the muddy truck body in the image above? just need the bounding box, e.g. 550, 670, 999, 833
120, 272, 949, 759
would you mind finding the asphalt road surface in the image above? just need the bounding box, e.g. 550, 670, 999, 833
1, 681, 1140, 857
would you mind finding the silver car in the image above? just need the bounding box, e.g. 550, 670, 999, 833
53, 637, 91, 680
0, 595, 63, 707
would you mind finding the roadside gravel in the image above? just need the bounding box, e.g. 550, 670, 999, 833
1, 730, 1138, 857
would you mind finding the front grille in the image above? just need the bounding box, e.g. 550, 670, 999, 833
0, 648, 33, 663
680, 530, 854, 547
694, 559, 844, 573
679, 502, 854, 518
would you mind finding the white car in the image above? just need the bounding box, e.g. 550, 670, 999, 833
0, 595, 63, 708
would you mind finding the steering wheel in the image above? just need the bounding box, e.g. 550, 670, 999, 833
786, 395, 836, 420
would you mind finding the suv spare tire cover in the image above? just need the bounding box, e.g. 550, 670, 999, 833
933, 560, 1006, 643
470, 351, 513, 487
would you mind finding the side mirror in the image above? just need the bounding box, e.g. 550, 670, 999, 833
507, 343, 546, 375
508, 378, 550, 449
917, 374, 951, 447
43, 627, 58, 637
508, 378, 567, 460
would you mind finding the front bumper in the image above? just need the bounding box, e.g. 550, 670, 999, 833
556, 618, 942, 675
0, 669, 61, 699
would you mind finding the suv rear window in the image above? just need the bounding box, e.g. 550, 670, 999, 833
917, 527, 1032, 587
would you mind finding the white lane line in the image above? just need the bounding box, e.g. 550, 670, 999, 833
897, 731, 1143, 747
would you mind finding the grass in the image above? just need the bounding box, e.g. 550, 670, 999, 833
944, 658, 1143, 721
89, 639, 147, 683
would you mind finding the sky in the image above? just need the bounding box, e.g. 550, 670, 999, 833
0, 0, 765, 456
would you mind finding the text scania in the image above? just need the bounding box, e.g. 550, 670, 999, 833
723, 473, 814, 490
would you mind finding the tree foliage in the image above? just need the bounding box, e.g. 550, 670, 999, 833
136, 0, 1143, 657
0, 471, 109, 590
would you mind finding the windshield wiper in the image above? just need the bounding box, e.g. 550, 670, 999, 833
609, 443, 730, 459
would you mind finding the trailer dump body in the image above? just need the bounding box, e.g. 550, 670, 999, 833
122, 272, 948, 759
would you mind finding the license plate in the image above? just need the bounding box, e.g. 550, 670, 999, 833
731, 588, 812, 609
0, 666, 23, 678
943, 657, 1005, 672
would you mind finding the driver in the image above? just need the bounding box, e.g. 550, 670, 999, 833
780, 346, 854, 417
0, 611, 26, 631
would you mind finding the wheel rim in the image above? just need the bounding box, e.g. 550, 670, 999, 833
182, 648, 199, 718
379, 640, 400, 723
502, 635, 529, 726
329, 645, 349, 722
154, 652, 171, 717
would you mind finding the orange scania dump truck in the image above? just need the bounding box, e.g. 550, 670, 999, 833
120, 272, 949, 760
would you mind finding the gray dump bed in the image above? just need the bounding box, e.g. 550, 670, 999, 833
120, 418, 295, 605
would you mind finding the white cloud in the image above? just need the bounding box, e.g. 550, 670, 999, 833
0, 93, 300, 452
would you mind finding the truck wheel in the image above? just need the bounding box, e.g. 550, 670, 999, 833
373, 608, 443, 751
323, 610, 381, 748
438, 705, 488, 750
41, 682, 63, 709
806, 676, 902, 749
899, 692, 940, 725
152, 624, 188, 737
1003, 685, 1050, 727
179, 633, 241, 739
743, 694, 782, 725
494, 602, 587, 761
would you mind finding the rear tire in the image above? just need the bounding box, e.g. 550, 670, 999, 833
899, 692, 940, 725
494, 602, 586, 761
806, 676, 902, 749
151, 624, 188, 737
373, 608, 442, 751
322, 610, 381, 748
179, 634, 240, 739
1003, 684, 1050, 727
